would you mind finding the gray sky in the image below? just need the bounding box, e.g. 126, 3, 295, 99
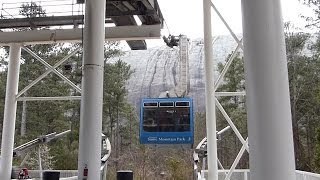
145, 0, 315, 47
0, 0, 315, 48
157, 0, 313, 37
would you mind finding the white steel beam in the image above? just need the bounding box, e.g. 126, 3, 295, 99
0, 25, 161, 46
77, 0, 105, 179
38, 147, 43, 180
241, 0, 296, 179
17, 96, 81, 101
215, 92, 246, 96
203, 0, 218, 179
0, 44, 21, 180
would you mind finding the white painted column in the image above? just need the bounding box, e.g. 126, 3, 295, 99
38, 147, 43, 180
77, 0, 106, 179
241, 0, 296, 180
203, 0, 218, 180
0, 44, 21, 180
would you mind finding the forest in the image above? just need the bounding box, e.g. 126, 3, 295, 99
0, 1, 320, 180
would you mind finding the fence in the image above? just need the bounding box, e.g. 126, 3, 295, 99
1, 0, 83, 19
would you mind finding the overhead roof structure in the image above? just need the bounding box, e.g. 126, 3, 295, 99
106, 0, 163, 49
0, 0, 164, 50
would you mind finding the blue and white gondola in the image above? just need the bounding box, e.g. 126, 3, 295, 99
139, 98, 194, 146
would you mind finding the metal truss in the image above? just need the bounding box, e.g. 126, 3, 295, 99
17, 46, 82, 101
201, 0, 248, 179
211, 2, 248, 179
202, 0, 296, 179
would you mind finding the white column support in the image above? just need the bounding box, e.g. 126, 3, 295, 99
77, 0, 106, 179
38, 146, 43, 180
244, 171, 248, 180
0, 44, 21, 180
21, 47, 81, 94
215, 92, 246, 97
17, 96, 81, 101
215, 98, 249, 152
203, 0, 218, 179
241, 0, 296, 179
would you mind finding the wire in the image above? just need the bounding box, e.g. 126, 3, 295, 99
164, 19, 171, 36
81, 3, 84, 59
81, 3, 84, 46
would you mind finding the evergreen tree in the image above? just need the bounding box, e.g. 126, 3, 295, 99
284, 24, 320, 171
103, 59, 133, 169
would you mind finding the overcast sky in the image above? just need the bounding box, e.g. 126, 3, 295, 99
157, 0, 313, 37
145, 0, 315, 47
0, 0, 315, 48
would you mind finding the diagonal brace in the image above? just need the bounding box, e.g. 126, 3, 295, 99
17, 47, 81, 98
224, 138, 248, 180
214, 39, 243, 91
210, 0, 243, 48
217, 158, 228, 176
215, 98, 249, 152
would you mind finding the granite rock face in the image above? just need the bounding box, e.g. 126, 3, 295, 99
110, 35, 239, 112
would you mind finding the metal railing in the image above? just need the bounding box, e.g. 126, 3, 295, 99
1, 0, 83, 19
15, 169, 320, 180
198, 170, 320, 180
296, 170, 320, 180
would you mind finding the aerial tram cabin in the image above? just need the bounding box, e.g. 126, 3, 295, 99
140, 98, 194, 146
